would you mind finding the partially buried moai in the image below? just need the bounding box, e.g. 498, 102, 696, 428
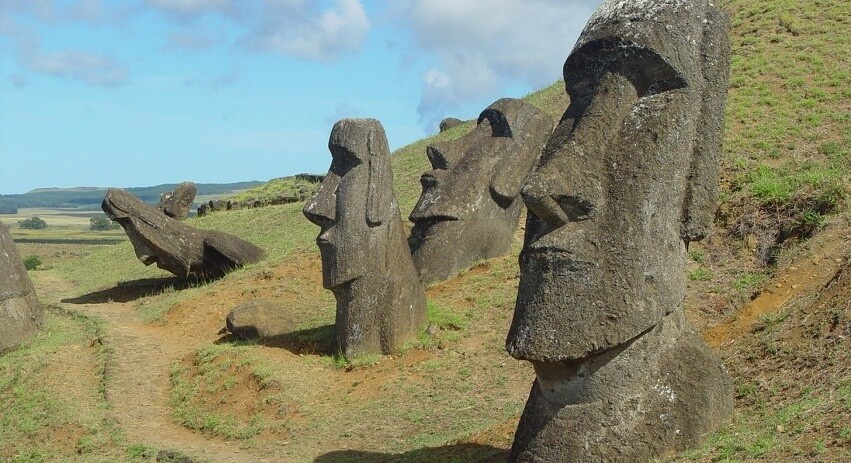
409, 98, 553, 284
303, 119, 426, 358
505, 0, 733, 461
1, 220, 44, 353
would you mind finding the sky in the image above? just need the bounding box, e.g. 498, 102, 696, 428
0, 0, 601, 195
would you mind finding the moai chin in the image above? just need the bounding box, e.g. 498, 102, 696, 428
1, 220, 44, 353
303, 119, 427, 358
409, 98, 553, 284
505, 1, 733, 461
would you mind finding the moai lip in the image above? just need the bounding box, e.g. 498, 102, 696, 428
303, 119, 426, 358
505, 1, 734, 461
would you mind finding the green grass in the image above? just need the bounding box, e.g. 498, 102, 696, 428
169, 345, 279, 440
0, 307, 152, 462
233, 175, 322, 204
11, 0, 851, 461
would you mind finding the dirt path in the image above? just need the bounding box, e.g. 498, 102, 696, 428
40, 275, 276, 463
704, 224, 851, 348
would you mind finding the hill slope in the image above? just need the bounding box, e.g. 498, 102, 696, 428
2, 0, 849, 462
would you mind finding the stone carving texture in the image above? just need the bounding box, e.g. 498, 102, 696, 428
1, 220, 43, 352
409, 98, 553, 284
158, 181, 197, 220
304, 119, 426, 358
103, 188, 266, 278
505, 1, 733, 461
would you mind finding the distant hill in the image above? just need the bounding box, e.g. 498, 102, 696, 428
0, 181, 265, 211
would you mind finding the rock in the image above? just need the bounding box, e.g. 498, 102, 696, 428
226, 300, 294, 340
303, 119, 427, 358
102, 188, 266, 278
157, 181, 196, 220
1, 220, 44, 353
196, 203, 210, 217
410, 98, 552, 284
505, 1, 733, 461
208, 200, 226, 212
438, 117, 463, 132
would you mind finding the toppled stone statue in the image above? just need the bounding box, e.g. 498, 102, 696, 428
438, 117, 463, 133
158, 181, 197, 220
505, 1, 733, 461
409, 98, 553, 284
303, 119, 426, 358
103, 188, 266, 278
1, 220, 44, 352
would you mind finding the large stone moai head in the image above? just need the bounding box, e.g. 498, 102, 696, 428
1, 220, 44, 353
103, 188, 265, 278
304, 119, 426, 358
505, 1, 733, 461
158, 181, 197, 220
409, 98, 553, 284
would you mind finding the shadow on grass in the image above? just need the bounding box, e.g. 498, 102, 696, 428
314, 444, 507, 463
61, 276, 219, 304
216, 324, 336, 356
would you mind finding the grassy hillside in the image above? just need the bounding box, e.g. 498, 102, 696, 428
3, 0, 850, 462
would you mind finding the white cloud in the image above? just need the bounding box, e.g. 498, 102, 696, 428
238, 0, 369, 62
396, 0, 601, 126
26, 50, 129, 87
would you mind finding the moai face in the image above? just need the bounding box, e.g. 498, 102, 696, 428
507, 0, 730, 361
409, 98, 552, 284
303, 119, 393, 290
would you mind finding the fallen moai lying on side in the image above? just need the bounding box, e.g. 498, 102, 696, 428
103, 188, 266, 278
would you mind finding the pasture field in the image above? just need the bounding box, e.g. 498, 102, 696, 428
1, 208, 127, 245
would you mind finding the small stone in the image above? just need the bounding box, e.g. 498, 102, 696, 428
426, 323, 440, 336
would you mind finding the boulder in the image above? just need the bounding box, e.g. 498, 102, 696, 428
226, 300, 294, 340
438, 117, 463, 132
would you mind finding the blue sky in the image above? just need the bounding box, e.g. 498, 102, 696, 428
0, 0, 600, 194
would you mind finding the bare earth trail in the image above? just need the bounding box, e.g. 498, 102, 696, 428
43, 276, 277, 463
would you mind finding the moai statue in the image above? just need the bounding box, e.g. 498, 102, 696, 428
409, 98, 553, 284
505, 1, 733, 461
158, 181, 197, 220
303, 119, 427, 358
103, 188, 265, 278
1, 220, 44, 353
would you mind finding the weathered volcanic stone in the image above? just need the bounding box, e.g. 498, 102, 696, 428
303, 119, 427, 358
409, 98, 552, 284
438, 117, 463, 132
158, 181, 197, 220
1, 220, 44, 353
505, 1, 733, 461
103, 188, 266, 278
226, 300, 294, 340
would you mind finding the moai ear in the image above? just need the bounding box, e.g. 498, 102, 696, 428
681, 6, 730, 242
366, 128, 392, 226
